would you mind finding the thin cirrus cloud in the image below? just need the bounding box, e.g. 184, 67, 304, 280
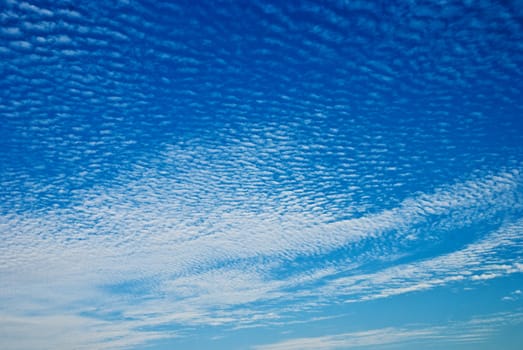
252, 311, 523, 350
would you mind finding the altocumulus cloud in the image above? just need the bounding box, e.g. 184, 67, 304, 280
1, 153, 523, 348
1, 0, 523, 349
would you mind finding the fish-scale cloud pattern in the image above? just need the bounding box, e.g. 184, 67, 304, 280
1, 0, 523, 349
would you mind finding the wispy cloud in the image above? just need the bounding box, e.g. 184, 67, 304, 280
1, 162, 522, 348
252, 311, 523, 350
0, 313, 173, 350
320, 217, 523, 303
502, 289, 523, 302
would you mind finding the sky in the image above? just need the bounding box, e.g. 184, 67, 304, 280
1, 0, 523, 349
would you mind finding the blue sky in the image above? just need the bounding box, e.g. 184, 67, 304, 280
1, 0, 523, 349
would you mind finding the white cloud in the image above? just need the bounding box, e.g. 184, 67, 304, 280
253, 311, 523, 350
1, 0, 523, 348
0, 313, 172, 350
502, 289, 523, 302
472, 273, 500, 281
253, 328, 438, 350
1, 164, 522, 349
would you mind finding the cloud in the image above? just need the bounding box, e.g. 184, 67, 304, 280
1, 1, 523, 349
252, 311, 523, 350
320, 218, 523, 303
1, 162, 522, 349
0, 314, 172, 350
253, 328, 436, 350
502, 289, 523, 302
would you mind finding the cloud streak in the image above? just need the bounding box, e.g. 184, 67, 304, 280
1, 160, 522, 348
252, 311, 523, 350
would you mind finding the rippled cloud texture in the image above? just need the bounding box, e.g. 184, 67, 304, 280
1, 0, 523, 349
